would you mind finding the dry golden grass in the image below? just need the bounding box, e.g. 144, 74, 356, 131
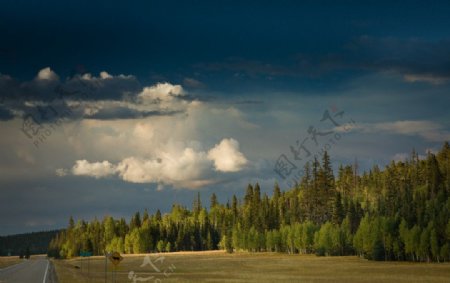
53, 251, 450, 283
0, 256, 23, 269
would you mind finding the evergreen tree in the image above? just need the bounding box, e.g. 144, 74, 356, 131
210, 193, 218, 209
244, 184, 254, 206
332, 192, 344, 225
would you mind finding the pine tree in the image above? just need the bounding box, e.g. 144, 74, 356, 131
244, 184, 254, 206
332, 192, 344, 225
321, 151, 335, 192
104, 216, 116, 244
193, 192, 202, 215
232, 195, 238, 224
253, 183, 261, 206
437, 142, 450, 193
426, 152, 442, 199
210, 193, 218, 209
130, 212, 141, 230
300, 162, 313, 222
69, 216, 75, 230
155, 209, 162, 222
253, 183, 262, 230
143, 209, 149, 223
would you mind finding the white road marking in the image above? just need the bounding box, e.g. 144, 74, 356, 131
42, 260, 49, 283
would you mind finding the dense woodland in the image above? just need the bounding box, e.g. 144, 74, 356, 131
0, 230, 60, 256
48, 142, 450, 262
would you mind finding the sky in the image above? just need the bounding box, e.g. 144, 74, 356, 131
1, 0, 450, 235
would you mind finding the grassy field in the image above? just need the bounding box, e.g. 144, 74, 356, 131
52, 250, 450, 283
0, 256, 23, 269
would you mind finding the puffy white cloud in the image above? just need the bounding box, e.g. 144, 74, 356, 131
138, 82, 184, 102
61, 98, 258, 170
36, 67, 59, 81
116, 157, 161, 183
116, 147, 211, 187
207, 138, 248, 172
81, 73, 94, 80
162, 147, 211, 182
61, 138, 248, 189
100, 71, 113, 79
71, 160, 117, 178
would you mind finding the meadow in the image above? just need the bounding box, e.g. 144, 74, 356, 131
52, 251, 450, 283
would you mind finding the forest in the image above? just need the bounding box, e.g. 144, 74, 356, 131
0, 230, 60, 256
48, 142, 450, 262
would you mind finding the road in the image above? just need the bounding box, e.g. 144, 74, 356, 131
0, 256, 57, 283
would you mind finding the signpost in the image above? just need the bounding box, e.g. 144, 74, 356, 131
105, 252, 109, 283
108, 251, 123, 266
106, 251, 123, 283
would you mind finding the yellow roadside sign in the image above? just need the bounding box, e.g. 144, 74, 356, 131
108, 251, 123, 266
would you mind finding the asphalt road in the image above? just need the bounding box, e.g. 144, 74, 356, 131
0, 256, 57, 283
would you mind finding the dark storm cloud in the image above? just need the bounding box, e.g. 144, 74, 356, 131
0, 72, 141, 102
0, 106, 14, 120
196, 37, 450, 84
60, 75, 141, 101
84, 107, 182, 120
197, 58, 297, 78
0, 1, 447, 81
322, 36, 450, 79
0, 70, 193, 121
0, 74, 23, 100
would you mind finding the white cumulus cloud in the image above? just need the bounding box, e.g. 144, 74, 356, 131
116, 157, 161, 183
36, 67, 59, 81
138, 82, 184, 102
71, 160, 117, 178
60, 138, 248, 189
207, 138, 248, 172
116, 148, 211, 187
100, 71, 113, 79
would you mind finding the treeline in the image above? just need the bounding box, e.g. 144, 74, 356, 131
0, 230, 60, 256
49, 142, 450, 262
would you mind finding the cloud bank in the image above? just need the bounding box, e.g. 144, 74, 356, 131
58, 138, 248, 189
0, 68, 201, 122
